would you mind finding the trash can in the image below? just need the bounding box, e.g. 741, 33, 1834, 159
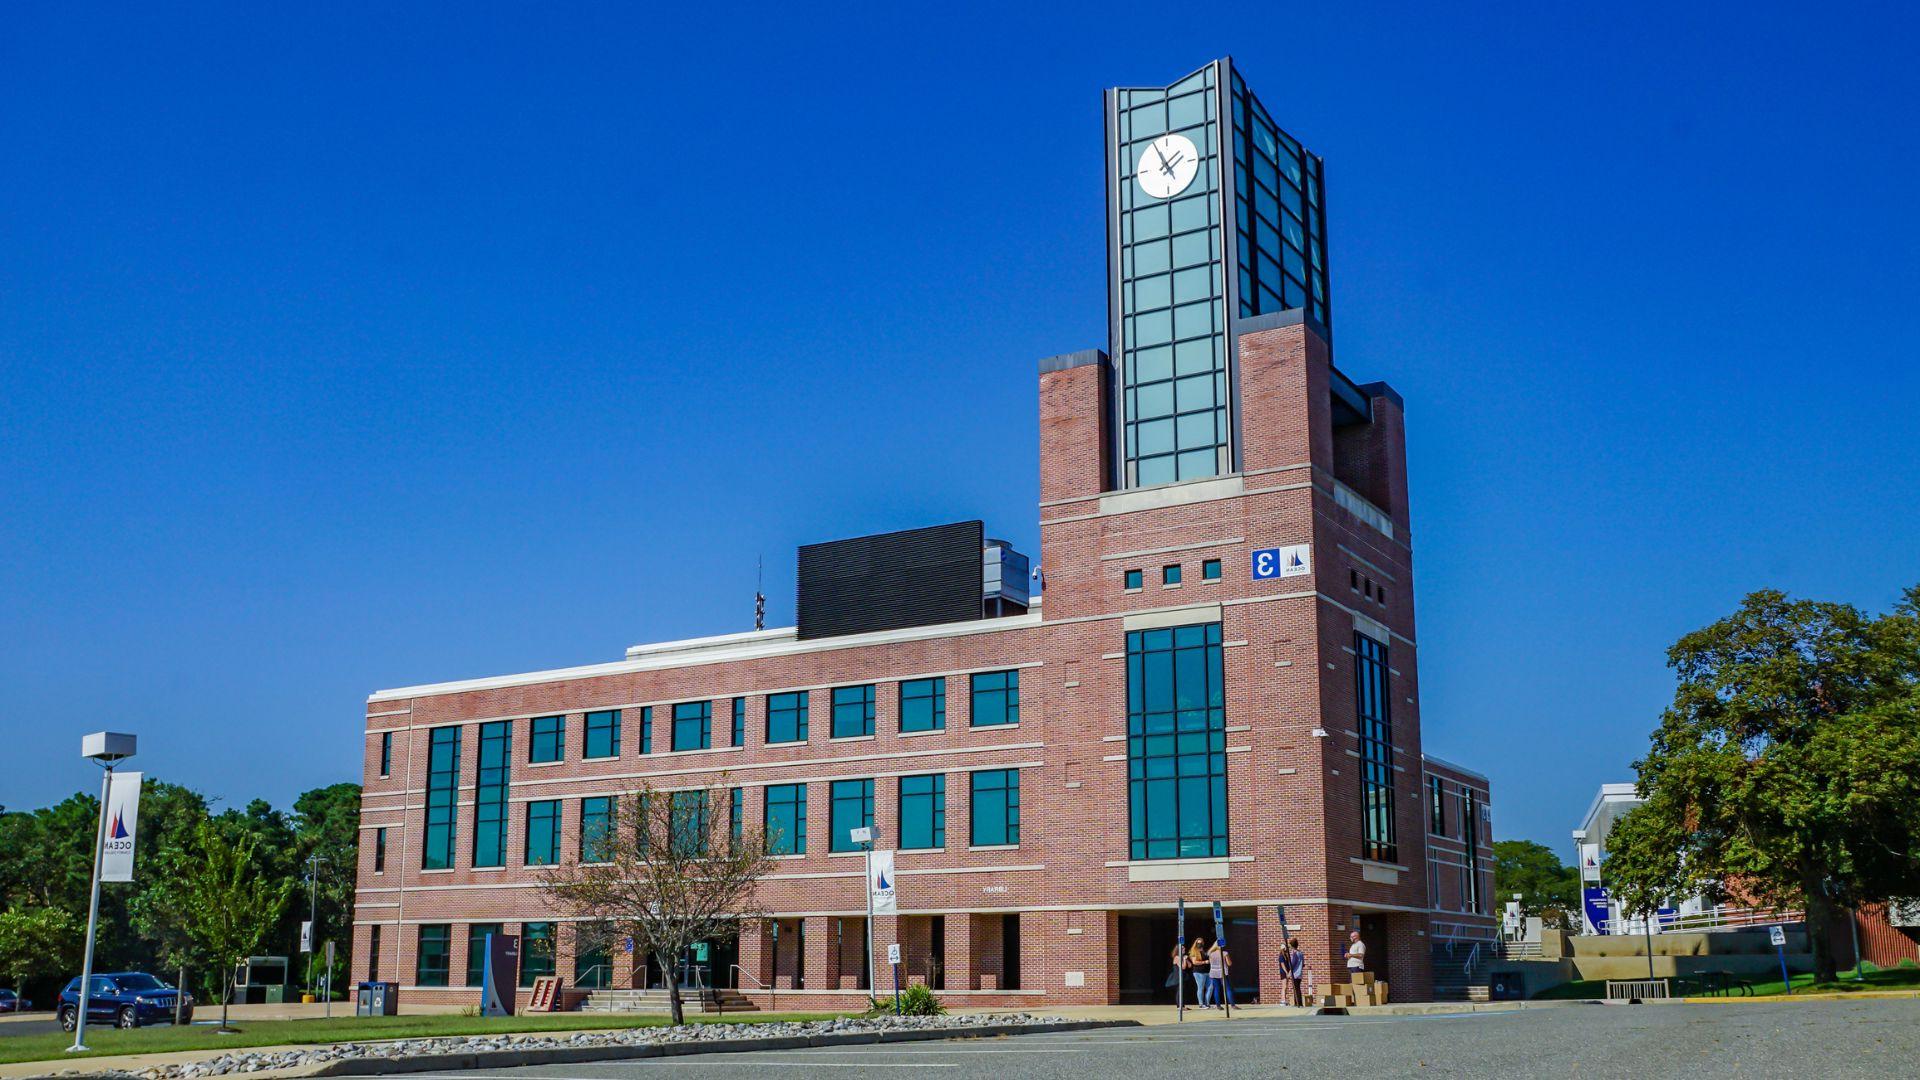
356, 981, 398, 1016
1489, 971, 1525, 1001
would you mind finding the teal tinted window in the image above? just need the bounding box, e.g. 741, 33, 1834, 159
670, 790, 708, 857
584, 709, 621, 759
1125, 569, 1144, 590
764, 783, 806, 855
415, 924, 450, 987
520, 922, 553, 986
1230, 68, 1330, 328
831, 685, 875, 738
970, 670, 1020, 727
378, 731, 392, 776
1356, 633, 1396, 862
1115, 63, 1228, 489
672, 700, 712, 752
899, 677, 946, 733
638, 706, 652, 754
1202, 558, 1222, 580
525, 800, 561, 866
472, 721, 510, 868
1163, 564, 1183, 585
829, 779, 874, 852
465, 923, 502, 987
731, 698, 746, 747
767, 692, 808, 744
374, 827, 386, 872
576, 935, 611, 988
898, 774, 945, 850
1127, 622, 1228, 860
529, 716, 564, 763
581, 796, 613, 863
729, 787, 744, 848
970, 769, 1020, 846
423, 726, 460, 870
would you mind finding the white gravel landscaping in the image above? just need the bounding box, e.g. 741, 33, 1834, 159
42, 1013, 1067, 1080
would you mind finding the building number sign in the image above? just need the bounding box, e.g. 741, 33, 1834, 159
1252, 544, 1311, 580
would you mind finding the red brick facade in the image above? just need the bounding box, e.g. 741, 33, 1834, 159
354, 315, 1494, 1008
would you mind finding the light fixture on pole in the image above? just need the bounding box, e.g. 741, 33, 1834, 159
69, 731, 137, 1054
851, 825, 875, 1000
304, 853, 328, 997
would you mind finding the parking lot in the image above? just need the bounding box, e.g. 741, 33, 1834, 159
399, 999, 1920, 1079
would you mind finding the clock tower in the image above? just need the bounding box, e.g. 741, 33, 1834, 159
1106, 58, 1331, 489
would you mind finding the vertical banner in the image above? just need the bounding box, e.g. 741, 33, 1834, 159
100, 771, 142, 882
300, 922, 314, 953
869, 849, 897, 913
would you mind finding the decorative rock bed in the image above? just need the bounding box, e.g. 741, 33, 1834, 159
44, 1014, 1071, 1079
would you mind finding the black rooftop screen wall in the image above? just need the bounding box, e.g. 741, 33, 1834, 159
797, 520, 985, 640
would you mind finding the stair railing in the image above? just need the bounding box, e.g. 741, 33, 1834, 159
730, 964, 772, 1014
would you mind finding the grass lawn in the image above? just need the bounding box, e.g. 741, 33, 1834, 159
0, 1010, 843, 1065
1531, 963, 1920, 1001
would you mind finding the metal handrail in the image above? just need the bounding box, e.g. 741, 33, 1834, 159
730, 964, 773, 1013
575, 964, 612, 991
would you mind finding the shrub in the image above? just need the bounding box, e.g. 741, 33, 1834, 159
865, 983, 945, 1017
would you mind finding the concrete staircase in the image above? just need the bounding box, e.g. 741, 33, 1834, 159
1431, 945, 1492, 1003
578, 988, 759, 1014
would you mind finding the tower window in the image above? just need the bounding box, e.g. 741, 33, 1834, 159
1163, 564, 1183, 585
1124, 569, 1144, 590
1202, 558, 1222, 580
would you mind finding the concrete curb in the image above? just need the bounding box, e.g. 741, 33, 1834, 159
309, 1020, 1138, 1077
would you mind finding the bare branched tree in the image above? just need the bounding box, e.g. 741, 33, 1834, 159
537, 778, 772, 1024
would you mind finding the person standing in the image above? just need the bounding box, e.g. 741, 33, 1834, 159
1345, 930, 1367, 984
1207, 939, 1233, 1008
1189, 939, 1212, 1006
1168, 939, 1190, 1007
1283, 937, 1307, 1006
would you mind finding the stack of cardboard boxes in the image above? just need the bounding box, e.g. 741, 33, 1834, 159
1320, 971, 1389, 1007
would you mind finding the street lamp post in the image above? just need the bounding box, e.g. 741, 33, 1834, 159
305, 854, 328, 998
69, 731, 136, 1054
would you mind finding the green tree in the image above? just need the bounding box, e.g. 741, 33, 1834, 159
1604, 586, 1920, 981
0, 907, 83, 1000
177, 821, 295, 1030
292, 784, 360, 994
1492, 840, 1579, 925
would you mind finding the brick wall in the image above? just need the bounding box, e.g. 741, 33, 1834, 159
353, 317, 1485, 1008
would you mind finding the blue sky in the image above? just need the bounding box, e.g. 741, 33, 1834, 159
3, 2, 1915, 853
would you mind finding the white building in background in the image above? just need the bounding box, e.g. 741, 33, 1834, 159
1573, 783, 1710, 935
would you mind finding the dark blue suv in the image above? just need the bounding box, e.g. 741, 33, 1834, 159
58, 973, 192, 1030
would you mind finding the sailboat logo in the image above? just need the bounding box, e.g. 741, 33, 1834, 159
109, 810, 129, 840
876, 869, 891, 891
1285, 550, 1306, 571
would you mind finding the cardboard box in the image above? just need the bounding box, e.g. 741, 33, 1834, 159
1352, 971, 1376, 986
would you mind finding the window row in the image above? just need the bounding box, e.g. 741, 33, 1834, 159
413, 921, 557, 988
427, 674, 1024, 775
765, 769, 1021, 855
1122, 559, 1223, 591
416, 768, 1023, 874
1350, 567, 1389, 607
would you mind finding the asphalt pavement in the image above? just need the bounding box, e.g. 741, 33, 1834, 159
389, 999, 1920, 1079
0, 1018, 60, 1040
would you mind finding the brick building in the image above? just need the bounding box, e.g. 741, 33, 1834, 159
353, 57, 1496, 1009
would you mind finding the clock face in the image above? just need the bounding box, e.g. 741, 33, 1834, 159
1135, 133, 1200, 199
